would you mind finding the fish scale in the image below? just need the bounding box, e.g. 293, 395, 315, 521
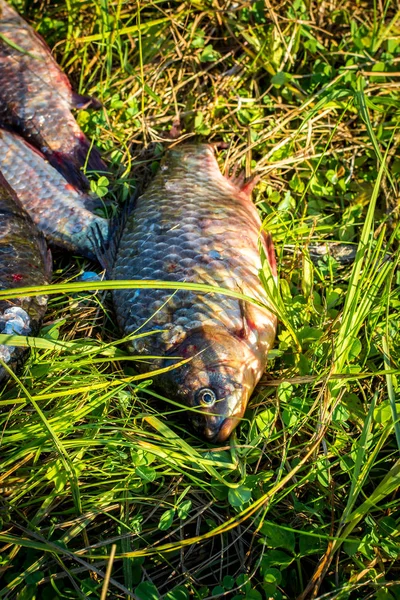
0, 172, 50, 383
109, 144, 277, 442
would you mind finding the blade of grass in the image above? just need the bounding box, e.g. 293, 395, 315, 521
382, 335, 400, 452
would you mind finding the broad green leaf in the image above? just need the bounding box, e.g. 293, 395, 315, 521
260, 550, 294, 570
263, 568, 282, 586
260, 522, 296, 553
228, 486, 252, 507
222, 575, 235, 590
135, 466, 157, 482
177, 500, 192, 520
158, 509, 175, 531
200, 44, 221, 62
164, 587, 189, 600
244, 589, 263, 600
135, 582, 160, 600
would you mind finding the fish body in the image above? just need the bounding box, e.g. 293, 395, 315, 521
109, 144, 277, 442
0, 0, 106, 189
0, 171, 51, 382
0, 128, 108, 259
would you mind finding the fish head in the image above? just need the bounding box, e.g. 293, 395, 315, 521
163, 327, 266, 443
184, 362, 253, 443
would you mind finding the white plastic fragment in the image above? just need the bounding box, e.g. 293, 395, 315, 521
3, 317, 26, 335
0, 345, 13, 363
1, 307, 31, 334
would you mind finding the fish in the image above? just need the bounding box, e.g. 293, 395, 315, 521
0, 128, 109, 260
0, 171, 51, 383
0, 0, 107, 190
104, 143, 277, 443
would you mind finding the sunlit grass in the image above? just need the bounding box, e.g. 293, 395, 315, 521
1, 0, 400, 599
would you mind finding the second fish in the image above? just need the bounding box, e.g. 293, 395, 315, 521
0, 0, 107, 190
0, 129, 108, 260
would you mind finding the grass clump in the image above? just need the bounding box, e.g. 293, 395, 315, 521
1, 1, 400, 599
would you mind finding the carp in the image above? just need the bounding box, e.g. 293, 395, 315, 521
105, 144, 277, 442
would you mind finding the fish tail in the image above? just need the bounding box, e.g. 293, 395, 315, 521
50, 135, 108, 191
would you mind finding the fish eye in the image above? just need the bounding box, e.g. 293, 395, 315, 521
196, 388, 217, 407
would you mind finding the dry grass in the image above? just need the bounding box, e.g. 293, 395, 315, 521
1, 1, 400, 599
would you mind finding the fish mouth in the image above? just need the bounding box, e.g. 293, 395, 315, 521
202, 415, 241, 444
214, 416, 241, 443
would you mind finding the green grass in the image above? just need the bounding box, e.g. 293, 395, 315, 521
1, 0, 400, 598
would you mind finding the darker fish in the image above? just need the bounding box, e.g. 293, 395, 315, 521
0, 171, 51, 383
103, 144, 277, 442
0, 0, 107, 190
0, 128, 108, 260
